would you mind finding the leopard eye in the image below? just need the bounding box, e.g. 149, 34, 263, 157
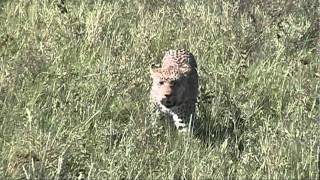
170, 80, 176, 86
159, 81, 164, 85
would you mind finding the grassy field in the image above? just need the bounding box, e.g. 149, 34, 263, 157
0, 0, 319, 179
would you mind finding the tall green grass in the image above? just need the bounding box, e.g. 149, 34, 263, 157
0, 0, 319, 179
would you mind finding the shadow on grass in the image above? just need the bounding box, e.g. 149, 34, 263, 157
193, 86, 246, 160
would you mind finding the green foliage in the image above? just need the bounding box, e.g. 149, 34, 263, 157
0, 0, 319, 179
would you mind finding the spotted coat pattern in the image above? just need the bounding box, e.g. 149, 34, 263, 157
150, 49, 198, 132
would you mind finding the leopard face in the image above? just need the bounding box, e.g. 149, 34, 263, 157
150, 66, 191, 108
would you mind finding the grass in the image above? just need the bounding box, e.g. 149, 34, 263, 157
0, 0, 319, 179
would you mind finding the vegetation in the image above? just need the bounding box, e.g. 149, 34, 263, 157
0, 0, 319, 179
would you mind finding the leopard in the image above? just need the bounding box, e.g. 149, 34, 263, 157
150, 49, 198, 133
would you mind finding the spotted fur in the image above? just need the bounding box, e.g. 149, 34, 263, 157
150, 49, 198, 132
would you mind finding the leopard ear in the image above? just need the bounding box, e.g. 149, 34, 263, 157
150, 65, 161, 79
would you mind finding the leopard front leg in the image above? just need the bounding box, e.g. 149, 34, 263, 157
172, 114, 187, 132
172, 113, 195, 133
171, 103, 196, 133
